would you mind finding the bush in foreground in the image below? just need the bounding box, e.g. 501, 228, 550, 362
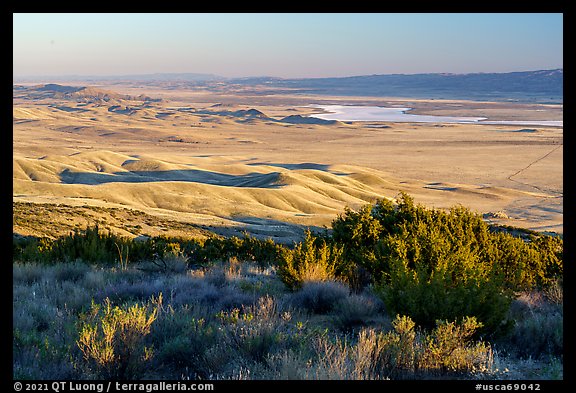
76, 297, 158, 379
330, 193, 561, 335
277, 230, 344, 290
311, 314, 494, 380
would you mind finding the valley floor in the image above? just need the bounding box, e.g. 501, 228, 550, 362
13, 84, 563, 242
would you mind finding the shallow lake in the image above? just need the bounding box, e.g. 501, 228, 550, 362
307, 105, 562, 127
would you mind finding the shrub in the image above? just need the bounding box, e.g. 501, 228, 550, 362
13, 262, 48, 284
217, 296, 289, 363
352, 315, 419, 379
95, 279, 165, 304
420, 316, 493, 374
312, 315, 494, 380
76, 297, 157, 379
13, 236, 56, 264
183, 233, 285, 267
331, 193, 562, 335
204, 267, 228, 288
376, 252, 513, 335
504, 290, 563, 359
508, 311, 563, 359
51, 280, 94, 314
289, 280, 349, 314
277, 230, 344, 290
217, 290, 257, 312
163, 254, 189, 274
153, 316, 220, 378
82, 269, 108, 290
51, 226, 129, 265
331, 202, 385, 283
330, 293, 384, 331
50, 261, 91, 282
264, 350, 311, 379
172, 280, 221, 308
156, 335, 196, 370
332, 193, 562, 291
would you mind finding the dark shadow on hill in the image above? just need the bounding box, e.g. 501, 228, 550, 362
247, 162, 350, 176
50, 105, 90, 113
278, 115, 339, 125
195, 108, 273, 121
108, 105, 136, 115
59, 168, 284, 188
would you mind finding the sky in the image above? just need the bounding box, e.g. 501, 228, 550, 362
13, 13, 563, 78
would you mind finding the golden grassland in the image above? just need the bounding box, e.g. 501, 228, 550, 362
13, 83, 563, 242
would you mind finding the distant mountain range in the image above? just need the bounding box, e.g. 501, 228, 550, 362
228, 69, 563, 103
13, 69, 563, 103
13, 84, 160, 103
13, 73, 222, 83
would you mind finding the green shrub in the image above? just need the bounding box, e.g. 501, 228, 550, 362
332, 193, 562, 291
13, 226, 287, 269
331, 193, 561, 335
332, 203, 384, 274
153, 317, 220, 378
277, 230, 344, 290
13, 236, 55, 264
155, 335, 195, 369
52, 226, 127, 264
184, 233, 285, 267
375, 248, 513, 335
76, 297, 157, 379
421, 316, 492, 374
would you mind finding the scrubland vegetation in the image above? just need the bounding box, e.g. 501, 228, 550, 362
13, 194, 563, 380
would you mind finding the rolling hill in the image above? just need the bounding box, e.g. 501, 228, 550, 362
13, 84, 161, 104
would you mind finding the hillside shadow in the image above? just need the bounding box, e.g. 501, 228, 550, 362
59, 168, 284, 188
247, 162, 350, 176
50, 105, 89, 113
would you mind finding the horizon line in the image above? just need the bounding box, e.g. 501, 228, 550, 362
12, 68, 563, 81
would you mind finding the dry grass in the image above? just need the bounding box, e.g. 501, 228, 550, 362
503, 286, 563, 360
288, 280, 349, 314
13, 260, 563, 380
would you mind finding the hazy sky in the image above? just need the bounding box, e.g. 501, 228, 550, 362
13, 13, 563, 78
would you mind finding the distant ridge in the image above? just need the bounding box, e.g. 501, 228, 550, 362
13, 69, 563, 103
37, 84, 81, 93
13, 73, 223, 83
245, 69, 563, 104
110, 73, 224, 82
13, 84, 161, 103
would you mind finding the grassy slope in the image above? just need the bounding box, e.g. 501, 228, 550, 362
13, 201, 214, 240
